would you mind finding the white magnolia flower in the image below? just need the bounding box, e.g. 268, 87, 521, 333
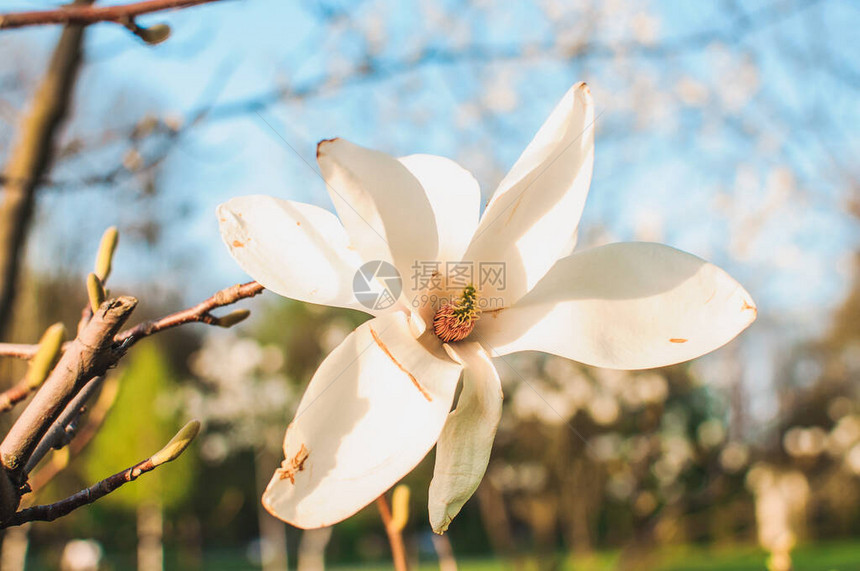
217, 82, 757, 533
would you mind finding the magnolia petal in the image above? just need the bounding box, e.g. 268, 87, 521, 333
477, 242, 757, 370
218, 196, 368, 312
428, 342, 502, 533
398, 154, 481, 263
317, 139, 438, 289
463, 82, 594, 306
263, 311, 461, 529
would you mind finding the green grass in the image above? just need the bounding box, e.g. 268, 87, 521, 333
328, 541, 860, 571
646, 541, 860, 571
28, 540, 854, 570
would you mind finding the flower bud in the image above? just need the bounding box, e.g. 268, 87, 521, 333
95, 226, 119, 282
215, 309, 251, 328
26, 323, 66, 389
136, 23, 171, 45
390, 484, 410, 532
151, 420, 200, 466
87, 273, 105, 314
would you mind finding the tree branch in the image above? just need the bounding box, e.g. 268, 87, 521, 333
23, 376, 105, 475
0, 281, 263, 360
0, 344, 39, 360
0, 0, 221, 30
1, 420, 199, 527
0, 297, 137, 482
0, 0, 92, 338
0, 324, 66, 413
0, 280, 260, 524
377, 494, 409, 571
114, 281, 263, 347
0, 380, 36, 414
27, 377, 119, 495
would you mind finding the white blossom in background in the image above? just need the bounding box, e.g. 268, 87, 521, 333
60, 540, 103, 571
697, 418, 727, 450
218, 82, 756, 533
783, 426, 827, 459
182, 332, 295, 462
675, 76, 710, 108
482, 71, 519, 114
506, 352, 669, 426
826, 414, 860, 458
719, 441, 750, 474
487, 461, 547, 495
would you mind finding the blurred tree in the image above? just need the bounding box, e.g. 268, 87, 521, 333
182, 326, 293, 571
0, 0, 92, 338
81, 341, 193, 571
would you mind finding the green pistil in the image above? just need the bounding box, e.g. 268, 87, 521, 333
451, 285, 480, 322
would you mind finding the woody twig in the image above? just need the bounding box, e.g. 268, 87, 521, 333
0, 226, 264, 527
1, 421, 199, 527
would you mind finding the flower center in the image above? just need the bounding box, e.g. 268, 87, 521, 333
433, 285, 481, 343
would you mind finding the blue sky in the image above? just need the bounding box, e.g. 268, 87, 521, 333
1, 0, 857, 344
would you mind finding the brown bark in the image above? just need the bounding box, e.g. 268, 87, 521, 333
0, 379, 37, 413
0, 297, 136, 482
6, 448, 157, 526
0, 0, 93, 339
0, 0, 220, 30
377, 494, 408, 571
115, 281, 263, 346
2, 420, 198, 527
0, 282, 260, 525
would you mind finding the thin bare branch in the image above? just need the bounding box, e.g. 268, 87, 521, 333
0, 281, 258, 522
0, 324, 67, 412
0, 345, 37, 360
0, 382, 33, 414
114, 281, 264, 347
0, 0, 221, 31
0, 342, 76, 360
27, 377, 119, 495
24, 376, 105, 474
0, 282, 262, 360
377, 494, 409, 571
0, 0, 823, 200
1, 420, 199, 527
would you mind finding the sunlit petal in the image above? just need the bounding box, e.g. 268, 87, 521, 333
317, 139, 438, 288
218, 196, 369, 312
477, 242, 757, 369
463, 82, 594, 306
399, 154, 481, 263
262, 312, 462, 528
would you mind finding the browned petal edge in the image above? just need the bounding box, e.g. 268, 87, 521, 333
316, 137, 339, 159
369, 327, 432, 402
276, 444, 309, 485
